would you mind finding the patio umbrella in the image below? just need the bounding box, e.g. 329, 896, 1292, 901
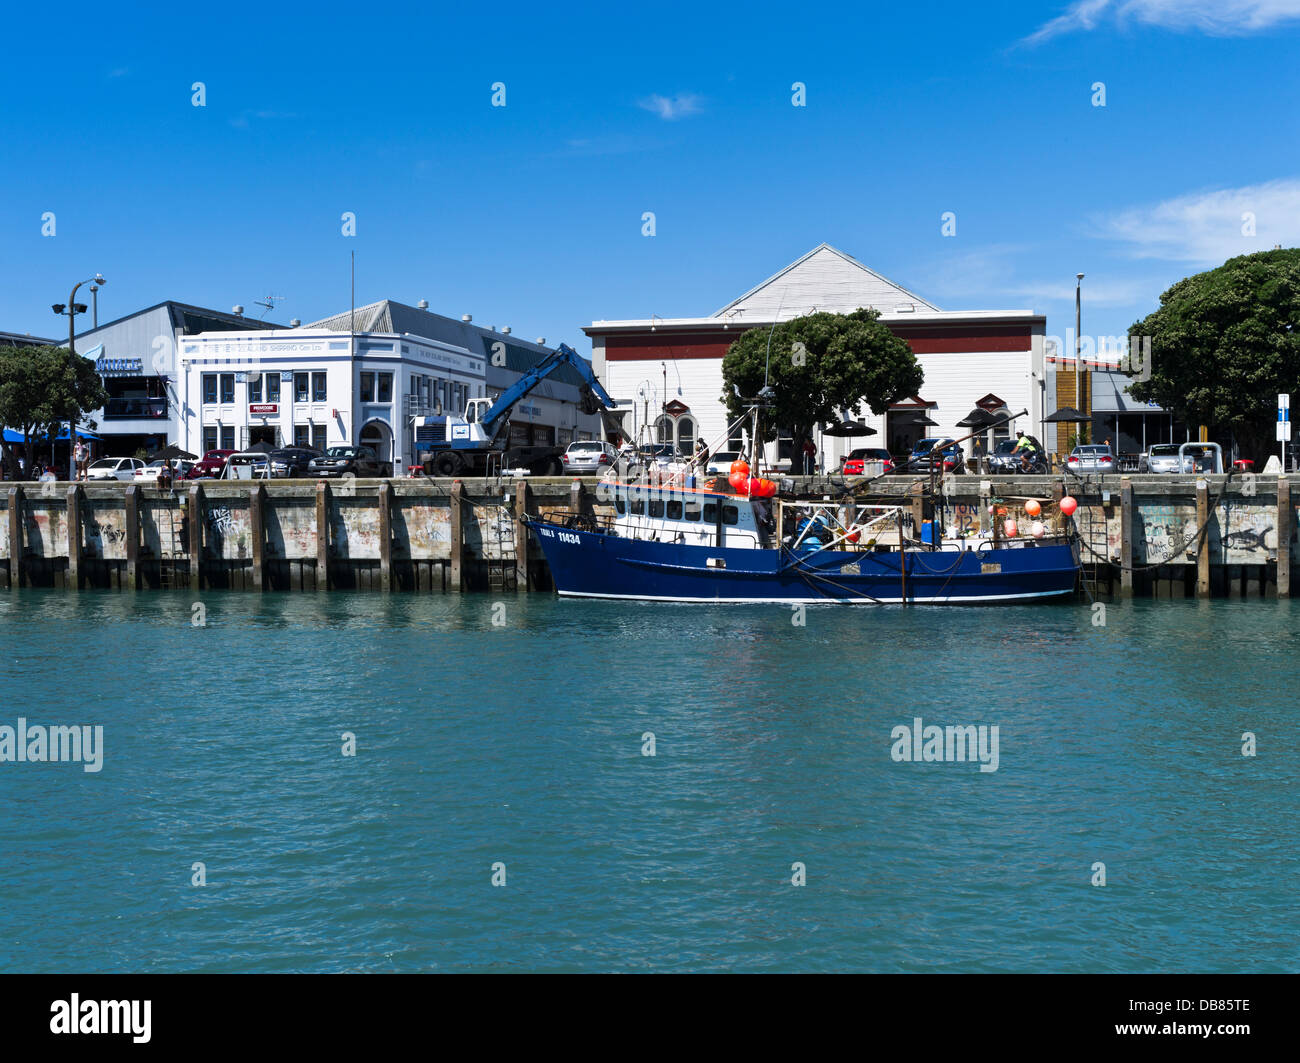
241, 440, 276, 455
149, 443, 198, 462
822, 419, 876, 437
1045, 406, 1090, 423
955, 408, 998, 428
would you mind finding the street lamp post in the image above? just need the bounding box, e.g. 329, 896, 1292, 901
51, 272, 106, 475
1075, 272, 1084, 445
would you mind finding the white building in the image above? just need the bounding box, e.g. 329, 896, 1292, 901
178, 322, 484, 469
585, 244, 1048, 469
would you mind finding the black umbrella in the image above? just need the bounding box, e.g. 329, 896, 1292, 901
149, 443, 198, 461
1045, 406, 1091, 423
822, 420, 877, 437
241, 440, 277, 455
955, 408, 997, 428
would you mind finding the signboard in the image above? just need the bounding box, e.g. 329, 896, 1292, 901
95, 356, 143, 376
1278, 393, 1290, 442
249, 404, 279, 415
280, 371, 294, 382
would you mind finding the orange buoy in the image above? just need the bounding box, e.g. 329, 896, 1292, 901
729, 459, 750, 478
1059, 495, 1078, 516
1025, 499, 1042, 518
749, 477, 777, 498
1004, 518, 1018, 537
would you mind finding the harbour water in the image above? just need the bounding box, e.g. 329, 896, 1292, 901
1, 590, 1297, 972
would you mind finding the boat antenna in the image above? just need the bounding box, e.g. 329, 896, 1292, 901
762, 289, 787, 391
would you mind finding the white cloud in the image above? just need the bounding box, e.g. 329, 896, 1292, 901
1024, 0, 1300, 44
637, 93, 703, 120
1095, 178, 1300, 262
919, 245, 1143, 308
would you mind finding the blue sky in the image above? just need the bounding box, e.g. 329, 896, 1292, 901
3, 0, 1298, 353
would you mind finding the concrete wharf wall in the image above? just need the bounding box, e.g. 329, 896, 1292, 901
1, 475, 1294, 599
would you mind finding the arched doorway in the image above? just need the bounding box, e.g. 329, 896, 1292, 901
359, 419, 394, 464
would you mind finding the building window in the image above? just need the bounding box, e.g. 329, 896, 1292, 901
558, 428, 572, 446
249, 374, 262, 402
377, 372, 393, 403
360, 371, 375, 402
533, 424, 555, 448
266, 373, 281, 402
312, 372, 327, 402
202, 374, 217, 404
219, 374, 235, 404
312, 425, 326, 451
203, 427, 218, 452
294, 425, 310, 447
294, 373, 309, 402
676, 416, 696, 454
220, 426, 235, 450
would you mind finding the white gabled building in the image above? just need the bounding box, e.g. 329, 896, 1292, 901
585, 243, 1048, 469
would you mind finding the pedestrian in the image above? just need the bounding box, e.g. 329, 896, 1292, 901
74, 439, 89, 481
802, 438, 817, 475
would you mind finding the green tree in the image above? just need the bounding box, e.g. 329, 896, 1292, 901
0, 345, 108, 475
1126, 248, 1300, 461
720, 309, 923, 468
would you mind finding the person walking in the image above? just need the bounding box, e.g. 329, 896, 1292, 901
74, 439, 89, 481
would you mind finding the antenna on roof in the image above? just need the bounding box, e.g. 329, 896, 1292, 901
253, 294, 284, 319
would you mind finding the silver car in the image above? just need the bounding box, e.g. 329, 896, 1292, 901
1065, 444, 1118, 475
1140, 443, 1189, 473
561, 440, 617, 475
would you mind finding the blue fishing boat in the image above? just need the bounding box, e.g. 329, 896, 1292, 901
525, 478, 1079, 605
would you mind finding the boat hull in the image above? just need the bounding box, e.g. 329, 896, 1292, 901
527, 521, 1078, 604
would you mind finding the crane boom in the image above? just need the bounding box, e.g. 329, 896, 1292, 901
478, 343, 613, 435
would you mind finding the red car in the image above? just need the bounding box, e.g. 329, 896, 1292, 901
841, 447, 894, 476
183, 449, 236, 479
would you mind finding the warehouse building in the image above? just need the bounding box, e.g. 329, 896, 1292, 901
584, 243, 1048, 470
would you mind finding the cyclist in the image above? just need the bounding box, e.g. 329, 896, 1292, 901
1012, 431, 1041, 472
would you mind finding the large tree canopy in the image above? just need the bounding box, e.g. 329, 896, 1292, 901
1126, 248, 1300, 461
0, 344, 107, 472
720, 309, 923, 463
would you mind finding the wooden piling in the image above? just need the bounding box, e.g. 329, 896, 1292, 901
514, 481, 530, 591
250, 483, 266, 591
1196, 478, 1211, 598
315, 481, 330, 591
450, 479, 464, 592
187, 485, 203, 592
1120, 477, 1134, 598
378, 480, 392, 592
124, 484, 140, 589
8, 486, 22, 588
1278, 476, 1292, 598
66, 485, 82, 590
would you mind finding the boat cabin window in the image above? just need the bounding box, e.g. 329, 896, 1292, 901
615, 498, 626, 515
666, 500, 683, 520
683, 502, 701, 521
703, 503, 717, 523
723, 505, 740, 526
649, 499, 665, 518
629, 498, 644, 515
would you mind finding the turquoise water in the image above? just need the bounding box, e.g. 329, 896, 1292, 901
1, 590, 1297, 972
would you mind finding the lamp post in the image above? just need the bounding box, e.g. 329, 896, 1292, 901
1075, 272, 1084, 445
51, 272, 106, 474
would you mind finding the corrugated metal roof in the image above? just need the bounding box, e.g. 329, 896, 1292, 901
306, 300, 590, 387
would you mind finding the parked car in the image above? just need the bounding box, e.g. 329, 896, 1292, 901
1139, 443, 1217, 473
1066, 444, 1118, 475
705, 450, 743, 476
633, 444, 683, 468
221, 451, 273, 479
986, 436, 1047, 473
134, 459, 194, 482
184, 449, 236, 479
86, 457, 145, 482
561, 440, 618, 475
308, 445, 393, 478
268, 447, 321, 478
904, 438, 965, 474
841, 447, 894, 476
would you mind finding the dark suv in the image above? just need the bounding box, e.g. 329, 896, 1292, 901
308, 445, 393, 478
904, 438, 965, 474
268, 447, 322, 478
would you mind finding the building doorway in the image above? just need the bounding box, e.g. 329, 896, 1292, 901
248, 425, 277, 447
360, 419, 394, 463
